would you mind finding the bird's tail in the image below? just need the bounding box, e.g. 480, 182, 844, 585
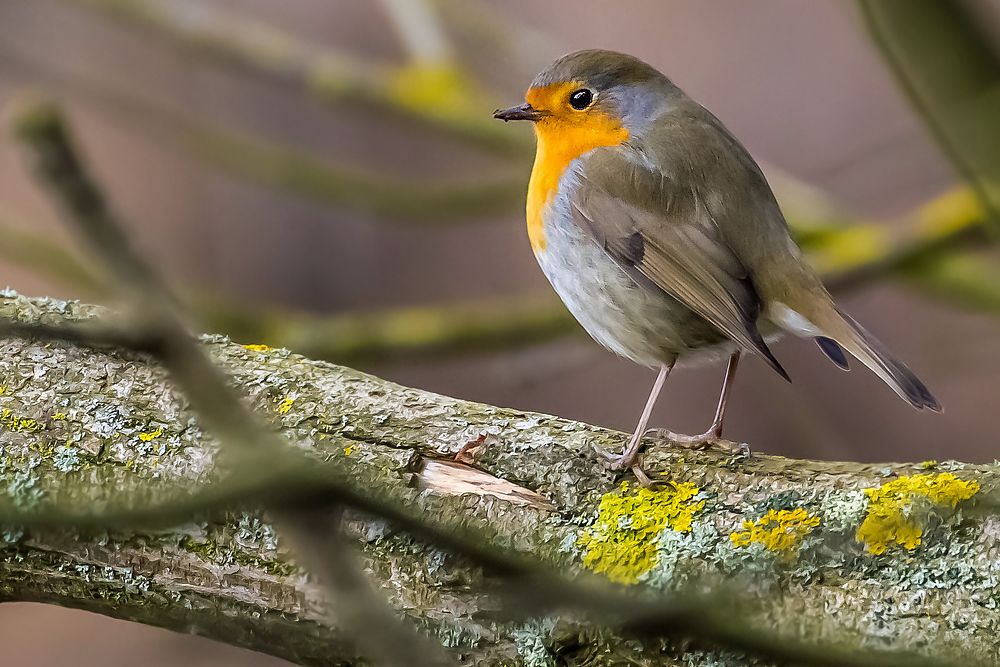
775, 297, 941, 412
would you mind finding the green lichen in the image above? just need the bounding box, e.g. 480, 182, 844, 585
181, 536, 297, 577
5, 467, 44, 509
856, 472, 979, 555
730, 508, 821, 560
235, 514, 280, 553
511, 619, 556, 667
577, 481, 704, 585
52, 444, 82, 472
181, 516, 294, 578
819, 490, 867, 533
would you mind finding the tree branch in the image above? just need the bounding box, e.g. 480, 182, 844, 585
0, 291, 995, 665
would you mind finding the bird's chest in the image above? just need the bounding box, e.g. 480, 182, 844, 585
533, 195, 724, 367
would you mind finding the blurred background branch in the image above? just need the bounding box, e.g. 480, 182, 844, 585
2, 183, 994, 365
60, 0, 532, 155
857, 0, 1000, 227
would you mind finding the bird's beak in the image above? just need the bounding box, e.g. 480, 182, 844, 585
493, 103, 549, 122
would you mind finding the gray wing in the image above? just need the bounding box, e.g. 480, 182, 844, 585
569, 146, 788, 379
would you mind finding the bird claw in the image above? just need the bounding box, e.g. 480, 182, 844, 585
645, 427, 720, 448
597, 427, 749, 487
596, 446, 658, 486
644, 428, 752, 460
597, 448, 633, 471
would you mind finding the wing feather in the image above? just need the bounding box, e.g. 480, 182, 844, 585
569, 147, 788, 379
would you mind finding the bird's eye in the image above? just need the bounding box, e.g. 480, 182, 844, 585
569, 88, 593, 110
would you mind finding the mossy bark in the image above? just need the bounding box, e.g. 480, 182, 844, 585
0, 291, 998, 666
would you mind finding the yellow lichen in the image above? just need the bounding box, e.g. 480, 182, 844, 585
52, 412, 67, 421
343, 445, 355, 456
811, 225, 890, 274
278, 397, 295, 415
856, 472, 979, 555
0, 385, 7, 395
577, 481, 704, 585
243, 344, 272, 352
387, 64, 477, 117
0, 408, 43, 432
917, 187, 982, 236
138, 427, 163, 442
730, 508, 821, 560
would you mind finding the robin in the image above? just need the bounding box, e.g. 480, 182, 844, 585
494, 50, 939, 482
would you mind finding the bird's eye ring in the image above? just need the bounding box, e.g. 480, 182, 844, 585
569, 88, 594, 110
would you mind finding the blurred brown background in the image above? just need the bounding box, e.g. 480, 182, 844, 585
0, 0, 997, 664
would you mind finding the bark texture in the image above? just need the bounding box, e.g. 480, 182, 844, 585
0, 291, 997, 666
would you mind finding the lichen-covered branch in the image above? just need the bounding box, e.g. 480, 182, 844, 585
1, 291, 998, 666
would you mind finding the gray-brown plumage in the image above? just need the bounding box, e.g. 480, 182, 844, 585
495, 49, 939, 479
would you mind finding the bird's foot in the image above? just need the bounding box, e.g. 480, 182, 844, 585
598, 448, 634, 471
645, 428, 751, 459
598, 445, 658, 486
645, 426, 719, 448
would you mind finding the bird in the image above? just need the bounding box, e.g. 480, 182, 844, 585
493, 49, 940, 483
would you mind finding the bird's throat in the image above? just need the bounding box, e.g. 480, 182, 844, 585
526, 115, 629, 253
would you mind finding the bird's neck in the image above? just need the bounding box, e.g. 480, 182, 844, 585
526, 119, 629, 253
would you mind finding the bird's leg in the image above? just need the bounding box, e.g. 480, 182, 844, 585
602, 362, 672, 477
704, 350, 740, 440
648, 352, 743, 449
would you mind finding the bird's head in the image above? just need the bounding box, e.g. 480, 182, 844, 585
493, 50, 674, 143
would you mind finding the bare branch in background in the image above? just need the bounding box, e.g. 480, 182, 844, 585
431, 0, 560, 88
0, 45, 525, 222
857, 0, 1000, 227
2, 182, 995, 369
0, 211, 105, 293
59, 0, 530, 155
378, 0, 454, 65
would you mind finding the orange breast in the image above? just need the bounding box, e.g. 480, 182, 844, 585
525, 83, 630, 252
